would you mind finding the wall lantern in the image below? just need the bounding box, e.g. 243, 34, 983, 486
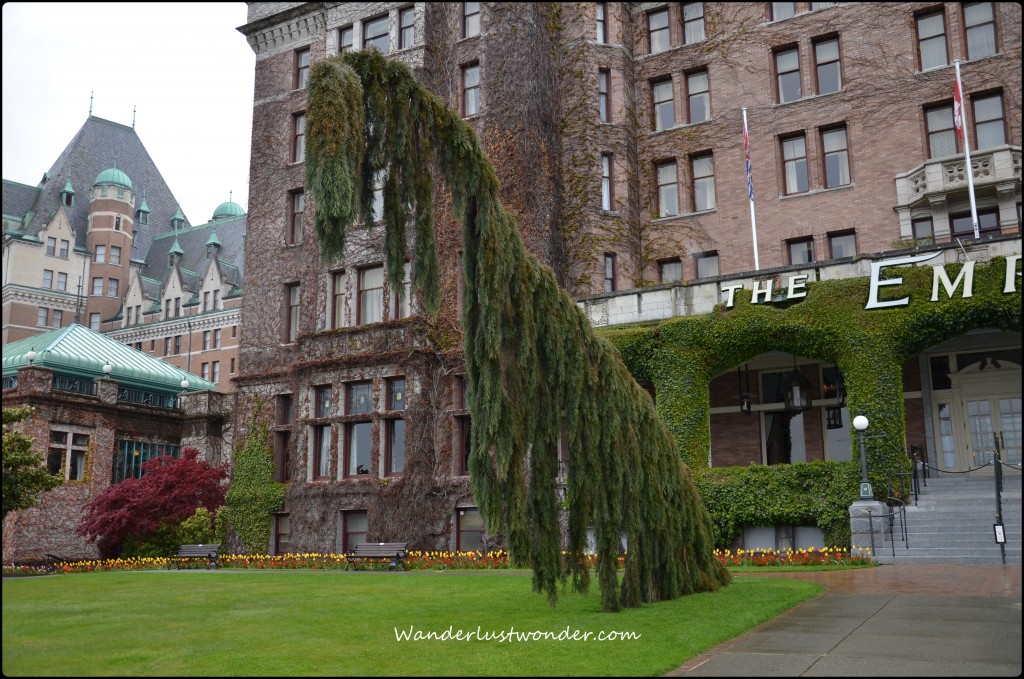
26, 348, 37, 365
782, 364, 812, 412
826, 406, 844, 429
180, 379, 190, 390
102, 363, 113, 375
736, 363, 754, 415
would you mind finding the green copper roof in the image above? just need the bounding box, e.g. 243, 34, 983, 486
206, 228, 222, 247
138, 190, 150, 213
2, 324, 214, 393
95, 167, 133, 190
168, 237, 184, 256
212, 200, 244, 220
171, 206, 185, 223
61, 177, 75, 195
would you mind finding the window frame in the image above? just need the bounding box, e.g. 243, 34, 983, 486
683, 2, 705, 44
89, 312, 101, 331
821, 125, 851, 188
399, 6, 416, 49
288, 190, 305, 245
110, 246, 121, 266
295, 47, 310, 89
363, 15, 390, 53
462, 62, 481, 117
963, 2, 997, 61
647, 8, 670, 55
972, 91, 1006, 150
686, 69, 710, 124
781, 133, 809, 195
695, 251, 720, 279
46, 237, 56, 256
601, 153, 613, 211
91, 277, 103, 296
95, 244, 106, 264
332, 270, 346, 329
828, 231, 857, 259
339, 25, 354, 55
771, 2, 797, 21
463, 2, 480, 39
774, 45, 802, 104
596, 2, 606, 43
656, 160, 679, 217
658, 258, 682, 283
285, 282, 300, 343
357, 265, 384, 326
787, 237, 816, 265
924, 102, 956, 159
293, 112, 306, 164
59, 240, 69, 258
690, 152, 716, 212
42, 269, 53, 289
456, 507, 485, 553
313, 423, 332, 480
603, 253, 617, 293
56, 272, 67, 291
951, 207, 1000, 238
915, 8, 948, 72
341, 510, 368, 553
651, 77, 675, 132
598, 68, 610, 123
813, 36, 842, 95
37, 307, 48, 327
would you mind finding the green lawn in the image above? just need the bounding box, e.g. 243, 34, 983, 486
3, 570, 820, 676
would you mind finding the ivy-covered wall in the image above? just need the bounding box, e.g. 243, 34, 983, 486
604, 256, 1021, 544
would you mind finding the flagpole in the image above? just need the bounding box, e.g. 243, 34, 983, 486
742, 108, 760, 270
953, 60, 980, 239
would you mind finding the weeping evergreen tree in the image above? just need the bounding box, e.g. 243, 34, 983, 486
306, 50, 729, 612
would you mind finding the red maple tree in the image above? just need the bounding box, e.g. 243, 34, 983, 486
78, 448, 228, 557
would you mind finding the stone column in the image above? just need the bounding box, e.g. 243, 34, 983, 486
849, 499, 889, 557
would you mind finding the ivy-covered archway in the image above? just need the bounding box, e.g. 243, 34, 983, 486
607, 257, 1022, 489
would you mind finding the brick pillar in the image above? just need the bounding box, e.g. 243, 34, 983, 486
97, 377, 117, 404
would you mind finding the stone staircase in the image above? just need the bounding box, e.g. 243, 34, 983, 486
872, 472, 1022, 565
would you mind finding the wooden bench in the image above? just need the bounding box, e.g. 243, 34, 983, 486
169, 543, 221, 570
345, 542, 408, 571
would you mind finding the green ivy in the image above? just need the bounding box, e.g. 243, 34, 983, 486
223, 420, 285, 554
605, 256, 1021, 543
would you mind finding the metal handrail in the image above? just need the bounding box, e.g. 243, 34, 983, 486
116, 386, 179, 409
52, 375, 98, 396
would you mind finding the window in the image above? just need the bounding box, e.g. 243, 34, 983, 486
115, 215, 122, 231
358, 266, 384, 325
598, 69, 610, 122
56, 272, 67, 291
595, 3, 606, 43
686, 70, 709, 123
648, 9, 669, 54
341, 511, 367, 552
385, 418, 405, 476
274, 515, 290, 555
916, 9, 947, 71
316, 385, 333, 419
364, 15, 389, 52
457, 508, 484, 552
339, 26, 354, 54
952, 208, 1000, 238
829, 232, 857, 259
814, 37, 841, 94
782, 134, 809, 194
37, 307, 48, 327
203, 330, 211, 350
110, 246, 121, 265
455, 376, 472, 475
288, 191, 304, 244
811, 2, 835, 8
973, 92, 1005, 149
293, 114, 305, 163
232, 325, 237, 338
164, 337, 172, 356
387, 377, 406, 412
691, 153, 716, 211
925, 103, 956, 158
286, 283, 300, 342
174, 297, 181, 317
201, 363, 210, 380
775, 47, 801, 103
601, 154, 613, 211
912, 216, 935, 244
107, 278, 118, 297
46, 237, 56, 256
964, 3, 996, 60
771, 2, 796, 21
59, 240, 69, 258
313, 424, 331, 479
652, 79, 674, 131
821, 126, 850, 187
230, 357, 236, 374
346, 382, 373, 477
462, 63, 480, 116
48, 430, 90, 482
173, 335, 182, 355
112, 441, 181, 484
89, 312, 101, 331
92, 277, 103, 295
463, 2, 480, 38
392, 262, 412, 320
332, 271, 346, 328
659, 259, 682, 282
127, 307, 133, 325
95, 245, 106, 263
51, 309, 62, 328
295, 48, 310, 89
788, 237, 815, 264
603, 253, 616, 292
696, 252, 719, 279
42, 269, 53, 288
399, 7, 415, 49
683, 3, 704, 44
213, 289, 220, 308
347, 381, 372, 415
657, 161, 679, 217
203, 291, 210, 312
277, 394, 294, 426
214, 329, 221, 349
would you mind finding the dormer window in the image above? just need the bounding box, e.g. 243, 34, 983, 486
63, 192, 74, 207
115, 215, 122, 231
138, 210, 148, 225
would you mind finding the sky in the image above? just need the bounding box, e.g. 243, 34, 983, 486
2, 2, 254, 224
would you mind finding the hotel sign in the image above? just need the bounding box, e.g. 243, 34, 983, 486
721, 253, 1021, 310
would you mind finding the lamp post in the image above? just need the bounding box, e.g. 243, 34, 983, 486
102, 363, 112, 376
180, 379, 190, 391
26, 349, 37, 365
853, 415, 873, 499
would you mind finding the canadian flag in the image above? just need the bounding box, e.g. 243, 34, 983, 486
953, 75, 964, 142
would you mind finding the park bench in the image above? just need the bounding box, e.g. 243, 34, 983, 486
345, 542, 408, 571
169, 543, 221, 570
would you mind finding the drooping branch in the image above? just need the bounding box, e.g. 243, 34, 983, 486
306, 50, 729, 611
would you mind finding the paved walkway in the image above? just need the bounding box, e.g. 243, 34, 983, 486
668, 565, 1022, 677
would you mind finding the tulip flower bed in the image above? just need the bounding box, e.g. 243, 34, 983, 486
714, 546, 873, 568
17, 545, 871, 576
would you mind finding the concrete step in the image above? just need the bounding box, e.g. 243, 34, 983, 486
872, 553, 1022, 565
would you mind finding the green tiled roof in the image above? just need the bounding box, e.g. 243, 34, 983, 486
95, 167, 132, 190
2, 324, 214, 393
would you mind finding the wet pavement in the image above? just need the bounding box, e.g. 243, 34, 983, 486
667, 565, 1022, 677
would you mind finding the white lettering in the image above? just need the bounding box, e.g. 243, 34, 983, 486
751, 279, 772, 304
1005, 255, 1022, 293
721, 283, 743, 308
787, 275, 808, 299
865, 252, 941, 310
931, 260, 975, 301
